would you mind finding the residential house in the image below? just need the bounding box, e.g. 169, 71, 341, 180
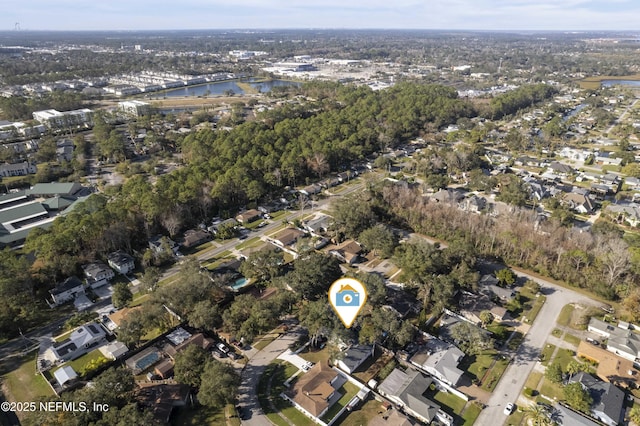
410, 337, 465, 387
378, 368, 451, 425
336, 344, 374, 374
625, 177, 640, 189
458, 290, 508, 324
562, 192, 594, 214
304, 214, 332, 235
53, 365, 78, 387
300, 184, 322, 196
107, 250, 135, 275
284, 362, 345, 420
108, 307, 142, 329
329, 240, 363, 264
50, 276, 85, 306
568, 372, 625, 426
554, 403, 602, 426
56, 139, 74, 162
0, 161, 36, 177
82, 261, 115, 288
549, 161, 575, 177
236, 209, 262, 224
606, 204, 640, 228
576, 341, 637, 388
154, 359, 174, 379
588, 318, 640, 362
273, 228, 306, 248
149, 235, 179, 255
431, 188, 464, 204
99, 341, 129, 360
595, 153, 623, 167
179, 229, 210, 249
478, 275, 515, 302
458, 195, 486, 213
136, 383, 190, 424
384, 287, 421, 319
45, 322, 106, 363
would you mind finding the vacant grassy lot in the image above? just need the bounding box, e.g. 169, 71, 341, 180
339, 398, 386, 426
557, 304, 574, 326
2, 355, 54, 403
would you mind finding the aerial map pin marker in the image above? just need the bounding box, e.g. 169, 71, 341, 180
328, 277, 368, 328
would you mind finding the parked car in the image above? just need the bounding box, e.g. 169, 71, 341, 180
586, 337, 600, 345
504, 403, 515, 415
217, 343, 230, 354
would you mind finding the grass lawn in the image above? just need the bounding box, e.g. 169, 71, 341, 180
339, 398, 385, 426
129, 292, 150, 307
236, 236, 261, 250
462, 351, 496, 381
320, 381, 360, 423
2, 355, 54, 402
563, 333, 581, 346
269, 210, 287, 220
506, 409, 525, 426
539, 377, 564, 400
553, 348, 576, 370
171, 404, 226, 425
253, 332, 282, 351
61, 349, 109, 376
461, 403, 483, 426
280, 404, 315, 426
482, 356, 509, 392
299, 347, 331, 365
524, 371, 543, 391
540, 343, 556, 366
191, 241, 214, 256
433, 390, 467, 413
524, 295, 546, 323
556, 304, 575, 326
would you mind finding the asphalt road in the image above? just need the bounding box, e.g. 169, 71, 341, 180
476, 269, 600, 426
238, 326, 305, 426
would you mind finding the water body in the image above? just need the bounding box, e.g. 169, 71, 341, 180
563, 103, 587, 122
601, 80, 640, 88
159, 79, 299, 98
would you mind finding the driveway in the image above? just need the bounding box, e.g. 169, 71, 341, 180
476, 268, 601, 426
238, 326, 305, 426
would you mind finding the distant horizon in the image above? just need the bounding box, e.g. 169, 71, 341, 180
0, 28, 639, 34
3, 1, 640, 33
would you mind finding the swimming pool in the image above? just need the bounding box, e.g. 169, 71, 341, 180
230, 277, 249, 291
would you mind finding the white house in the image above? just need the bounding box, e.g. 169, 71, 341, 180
82, 261, 115, 288
49, 276, 85, 306
0, 161, 37, 177
107, 250, 135, 275
45, 322, 106, 363
118, 100, 150, 117
588, 318, 640, 362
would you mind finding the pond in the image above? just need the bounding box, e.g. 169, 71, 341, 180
158, 78, 299, 98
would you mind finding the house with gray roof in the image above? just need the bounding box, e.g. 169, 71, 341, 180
588, 318, 640, 362
82, 261, 115, 288
107, 250, 135, 275
410, 337, 464, 387
378, 368, 452, 425
569, 372, 625, 426
50, 276, 85, 306
554, 403, 602, 426
336, 344, 374, 374
45, 322, 106, 363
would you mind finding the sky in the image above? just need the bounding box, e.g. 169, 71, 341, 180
2, 0, 640, 32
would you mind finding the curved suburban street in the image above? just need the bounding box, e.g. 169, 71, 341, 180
477, 268, 603, 426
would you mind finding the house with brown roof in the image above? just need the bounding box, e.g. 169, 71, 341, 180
236, 209, 262, 224
179, 229, 210, 249
329, 240, 362, 264
458, 290, 508, 324
273, 228, 306, 247
284, 362, 346, 420
136, 383, 190, 424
